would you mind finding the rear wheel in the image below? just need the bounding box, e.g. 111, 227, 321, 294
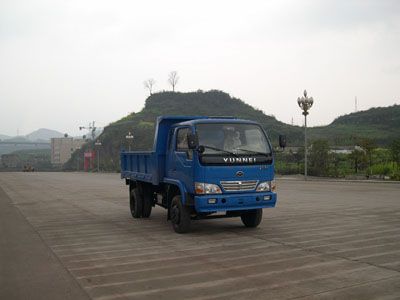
170, 195, 191, 233
241, 209, 262, 228
142, 187, 153, 218
130, 188, 143, 218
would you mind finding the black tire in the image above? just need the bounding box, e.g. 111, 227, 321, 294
170, 195, 191, 233
130, 188, 143, 218
241, 209, 263, 228
142, 187, 153, 218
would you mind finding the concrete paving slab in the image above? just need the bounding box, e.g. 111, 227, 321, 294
0, 172, 399, 299
0, 185, 90, 300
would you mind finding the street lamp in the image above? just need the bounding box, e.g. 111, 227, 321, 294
79, 121, 97, 140
297, 90, 314, 180
95, 140, 102, 172
76, 147, 81, 171
125, 131, 134, 151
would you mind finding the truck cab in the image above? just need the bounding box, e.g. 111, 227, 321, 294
121, 116, 284, 233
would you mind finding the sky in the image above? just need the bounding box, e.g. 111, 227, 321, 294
1, 0, 399, 136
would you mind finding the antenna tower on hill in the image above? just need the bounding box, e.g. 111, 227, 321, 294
355, 96, 358, 112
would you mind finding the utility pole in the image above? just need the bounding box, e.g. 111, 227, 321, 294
79, 121, 97, 140
297, 90, 314, 181
95, 140, 102, 172
76, 147, 81, 171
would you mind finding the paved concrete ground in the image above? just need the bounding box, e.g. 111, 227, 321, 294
0, 172, 399, 300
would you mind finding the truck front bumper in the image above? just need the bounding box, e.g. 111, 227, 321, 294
194, 192, 277, 213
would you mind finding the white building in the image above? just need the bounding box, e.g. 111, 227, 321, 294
51, 137, 85, 165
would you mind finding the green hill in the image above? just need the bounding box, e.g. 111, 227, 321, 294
64, 91, 399, 171
309, 104, 400, 145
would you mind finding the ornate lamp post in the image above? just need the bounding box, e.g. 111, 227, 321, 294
95, 140, 102, 172
297, 90, 314, 180
126, 132, 134, 151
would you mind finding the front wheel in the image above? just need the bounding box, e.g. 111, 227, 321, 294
241, 209, 263, 228
170, 196, 191, 233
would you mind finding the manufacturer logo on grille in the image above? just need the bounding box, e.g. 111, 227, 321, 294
224, 157, 257, 163
236, 171, 244, 177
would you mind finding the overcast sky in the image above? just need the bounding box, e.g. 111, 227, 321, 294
1, 0, 399, 136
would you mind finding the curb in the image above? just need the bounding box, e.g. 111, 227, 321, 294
276, 176, 400, 185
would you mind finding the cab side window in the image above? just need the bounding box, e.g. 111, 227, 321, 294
176, 128, 193, 159
176, 128, 189, 151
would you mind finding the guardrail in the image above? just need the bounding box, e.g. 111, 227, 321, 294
0, 141, 50, 145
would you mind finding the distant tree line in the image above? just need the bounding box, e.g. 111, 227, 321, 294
275, 138, 400, 180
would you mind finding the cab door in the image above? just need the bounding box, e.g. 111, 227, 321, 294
166, 127, 194, 193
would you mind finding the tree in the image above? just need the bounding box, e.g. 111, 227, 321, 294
348, 147, 366, 174
168, 71, 179, 92
143, 79, 155, 95
390, 138, 400, 170
293, 146, 304, 174
359, 138, 377, 175
330, 152, 341, 177
309, 139, 330, 176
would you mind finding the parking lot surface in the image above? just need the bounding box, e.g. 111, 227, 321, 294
1, 172, 399, 300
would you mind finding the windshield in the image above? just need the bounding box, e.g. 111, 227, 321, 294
196, 123, 271, 156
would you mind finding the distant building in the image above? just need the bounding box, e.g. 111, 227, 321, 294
1, 154, 21, 168
329, 146, 364, 155
330, 149, 352, 154
51, 137, 85, 165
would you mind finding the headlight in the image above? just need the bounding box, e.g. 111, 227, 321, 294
256, 180, 276, 192
256, 181, 270, 192
195, 182, 222, 194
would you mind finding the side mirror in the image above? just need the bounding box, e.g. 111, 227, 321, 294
197, 145, 205, 154
279, 135, 287, 149
187, 133, 198, 150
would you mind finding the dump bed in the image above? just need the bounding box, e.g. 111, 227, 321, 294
120, 116, 207, 185
120, 151, 163, 185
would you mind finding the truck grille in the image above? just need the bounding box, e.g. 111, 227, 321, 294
220, 180, 258, 191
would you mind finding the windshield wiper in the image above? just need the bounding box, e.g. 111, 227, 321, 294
201, 145, 238, 157
235, 148, 272, 157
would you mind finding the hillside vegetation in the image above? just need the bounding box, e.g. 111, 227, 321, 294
64, 91, 400, 171
0, 149, 53, 171
309, 105, 400, 145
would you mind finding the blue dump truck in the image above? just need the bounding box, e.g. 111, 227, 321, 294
121, 116, 286, 233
